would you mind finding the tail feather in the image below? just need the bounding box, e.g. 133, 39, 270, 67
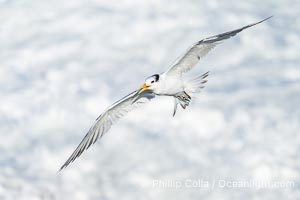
173, 98, 179, 117
172, 72, 209, 117
172, 92, 191, 117
184, 71, 209, 94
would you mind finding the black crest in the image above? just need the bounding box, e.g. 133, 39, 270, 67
146, 74, 160, 83
152, 74, 159, 82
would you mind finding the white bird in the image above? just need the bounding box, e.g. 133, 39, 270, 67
59, 16, 272, 170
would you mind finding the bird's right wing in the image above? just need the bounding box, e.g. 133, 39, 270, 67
164, 16, 272, 77
59, 90, 155, 171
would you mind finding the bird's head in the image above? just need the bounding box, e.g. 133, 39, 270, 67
138, 74, 160, 94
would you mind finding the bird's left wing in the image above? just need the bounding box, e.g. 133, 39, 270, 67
59, 90, 155, 171
164, 16, 272, 77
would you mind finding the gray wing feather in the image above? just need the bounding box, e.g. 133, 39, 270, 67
165, 16, 272, 76
59, 90, 155, 170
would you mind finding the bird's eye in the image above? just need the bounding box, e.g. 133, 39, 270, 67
151, 80, 154, 84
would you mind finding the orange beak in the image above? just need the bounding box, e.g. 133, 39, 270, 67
138, 83, 150, 94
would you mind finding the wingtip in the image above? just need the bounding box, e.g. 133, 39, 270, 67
261, 15, 273, 23
241, 15, 273, 32
58, 164, 66, 173
255, 15, 273, 26
58, 159, 72, 172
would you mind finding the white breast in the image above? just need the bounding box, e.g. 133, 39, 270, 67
154, 74, 184, 95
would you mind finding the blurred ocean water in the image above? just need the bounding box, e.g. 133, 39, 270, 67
0, 0, 299, 199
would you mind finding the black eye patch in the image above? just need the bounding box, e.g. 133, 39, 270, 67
153, 74, 159, 82
146, 74, 160, 83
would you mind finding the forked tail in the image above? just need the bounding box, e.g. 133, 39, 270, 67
184, 71, 209, 94
172, 71, 209, 116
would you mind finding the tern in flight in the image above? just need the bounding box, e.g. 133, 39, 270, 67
60, 16, 272, 170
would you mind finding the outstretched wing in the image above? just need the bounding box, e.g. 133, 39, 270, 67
59, 90, 155, 170
164, 16, 272, 77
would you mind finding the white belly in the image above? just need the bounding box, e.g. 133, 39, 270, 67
155, 75, 184, 95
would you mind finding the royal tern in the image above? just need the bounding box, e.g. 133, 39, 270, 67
59, 16, 272, 170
